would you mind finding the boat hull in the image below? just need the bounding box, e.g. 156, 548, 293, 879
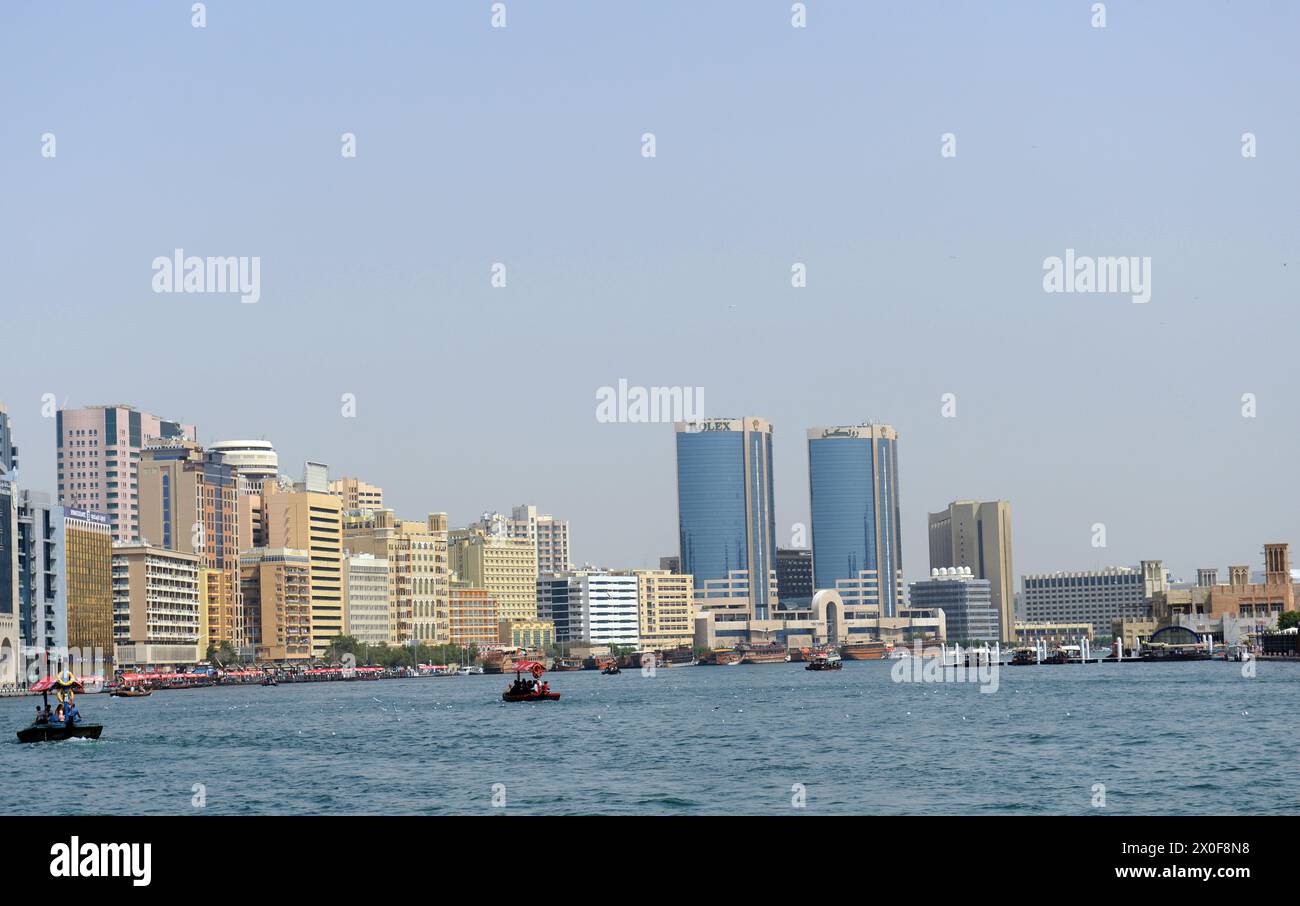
17, 723, 104, 743
839, 644, 888, 660
501, 692, 561, 702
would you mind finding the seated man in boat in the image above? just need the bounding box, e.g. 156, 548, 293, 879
34, 706, 47, 725
539, 681, 550, 696
65, 702, 82, 725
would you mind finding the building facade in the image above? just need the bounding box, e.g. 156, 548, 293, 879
448, 583, 498, 649
138, 443, 246, 651
775, 548, 813, 609
451, 528, 537, 625
112, 542, 202, 666
330, 476, 384, 512
0, 475, 18, 688
1022, 562, 1165, 635
343, 552, 390, 645
62, 507, 114, 675
807, 423, 903, 617
536, 570, 639, 646
57, 405, 196, 543
240, 547, 312, 661
675, 417, 777, 621
909, 568, 998, 643
927, 500, 1015, 641
635, 569, 695, 650
264, 484, 344, 657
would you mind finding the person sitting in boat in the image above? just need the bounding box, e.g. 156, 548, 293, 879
65, 703, 82, 725
539, 681, 550, 695
53, 703, 65, 725
34, 706, 47, 725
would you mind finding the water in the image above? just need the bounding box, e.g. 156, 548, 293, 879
3, 661, 1297, 815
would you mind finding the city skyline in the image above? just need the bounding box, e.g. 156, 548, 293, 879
3, 2, 1297, 586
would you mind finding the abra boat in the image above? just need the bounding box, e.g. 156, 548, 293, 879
110, 686, 152, 698
260, 677, 278, 687
805, 653, 843, 671
601, 664, 622, 675
501, 660, 561, 703
17, 673, 104, 743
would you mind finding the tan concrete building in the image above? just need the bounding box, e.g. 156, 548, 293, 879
138, 443, 247, 651
449, 583, 498, 649
450, 528, 537, 624
330, 476, 384, 512
344, 509, 449, 645
1151, 543, 1298, 626
499, 618, 553, 651
635, 569, 695, 650
241, 548, 312, 662
264, 484, 343, 657
344, 552, 390, 645
112, 542, 202, 666
928, 500, 1015, 641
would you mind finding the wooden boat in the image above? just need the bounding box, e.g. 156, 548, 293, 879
805, 654, 843, 671
838, 640, 890, 660
17, 673, 103, 743
110, 686, 152, 698
698, 648, 742, 666
549, 658, 583, 672
601, 664, 621, 675
739, 643, 789, 664
502, 660, 560, 703
17, 721, 104, 743
260, 677, 278, 686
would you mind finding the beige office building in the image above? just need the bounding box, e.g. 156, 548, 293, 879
138, 443, 246, 651
450, 528, 538, 624
344, 552, 390, 645
241, 547, 312, 661
635, 569, 696, 650
928, 500, 1015, 641
330, 476, 384, 512
264, 484, 344, 657
112, 542, 202, 666
344, 509, 449, 645
449, 583, 498, 649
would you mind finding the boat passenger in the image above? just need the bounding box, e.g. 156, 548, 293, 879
34, 707, 46, 724
54, 704, 65, 724
540, 681, 550, 695
66, 703, 82, 725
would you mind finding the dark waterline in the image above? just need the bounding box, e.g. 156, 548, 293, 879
3, 661, 1297, 815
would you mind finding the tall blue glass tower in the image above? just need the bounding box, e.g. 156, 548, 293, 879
807, 424, 902, 616
675, 417, 776, 620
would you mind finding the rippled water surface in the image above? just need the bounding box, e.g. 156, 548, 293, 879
3, 660, 1297, 814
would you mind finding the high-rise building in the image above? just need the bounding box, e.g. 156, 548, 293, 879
330, 476, 384, 512
240, 547, 312, 661
450, 527, 537, 624
909, 568, 999, 643
208, 440, 278, 492
138, 443, 246, 651
449, 583, 498, 649
775, 548, 813, 608
264, 481, 344, 657
0, 474, 19, 688
112, 542, 202, 666
675, 417, 777, 620
1022, 562, 1163, 635
510, 505, 571, 574
56, 404, 196, 543
343, 552, 390, 645
807, 424, 903, 617
634, 569, 695, 650
15, 491, 62, 670
537, 570, 639, 646
927, 500, 1015, 641
62, 507, 114, 676
345, 510, 449, 645
0, 402, 18, 476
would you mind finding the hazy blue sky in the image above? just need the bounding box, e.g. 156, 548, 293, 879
2, 1, 1297, 584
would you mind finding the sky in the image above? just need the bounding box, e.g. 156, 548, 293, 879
1, 1, 1297, 585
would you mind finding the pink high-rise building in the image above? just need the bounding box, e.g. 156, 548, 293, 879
57, 405, 197, 543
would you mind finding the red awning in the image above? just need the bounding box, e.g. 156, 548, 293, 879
29, 676, 85, 694
511, 660, 546, 674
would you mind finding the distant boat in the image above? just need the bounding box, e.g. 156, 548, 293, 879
806, 654, 843, 671
111, 686, 152, 698
458, 665, 484, 676
601, 664, 622, 675
838, 640, 890, 660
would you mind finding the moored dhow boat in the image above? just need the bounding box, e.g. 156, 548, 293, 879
838, 639, 891, 660
17, 673, 104, 743
698, 648, 742, 666
502, 660, 561, 702
805, 653, 843, 671
549, 657, 583, 672
110, 685, 152, 698
738, 642, 790, 664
